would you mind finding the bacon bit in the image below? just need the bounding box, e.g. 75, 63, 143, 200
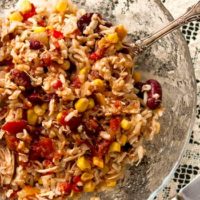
89, 49, 105, 61
22, 4, 36, 21
30, 137, 55, 160
58, 182, 72, 195
71, 75, 81, 88
2, 120, 27, 135
52, 80, 63, 89
5, 134, 19, 151
114, 100, 122, 108
109, 117, 121, 133
52, 30, 64, 39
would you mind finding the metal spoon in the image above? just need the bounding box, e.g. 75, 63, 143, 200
124, 1, 200, 56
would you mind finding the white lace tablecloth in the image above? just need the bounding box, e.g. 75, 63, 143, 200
157, 0, 200, 199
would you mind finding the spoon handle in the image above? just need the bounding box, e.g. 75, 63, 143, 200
137, 1, 200, 50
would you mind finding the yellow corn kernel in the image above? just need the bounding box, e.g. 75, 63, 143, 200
87, 98, 95, 109
106, 180, 117, 187
120, 119, 131, 130
83, 181, 96, 192
55, 0, 68, 13
57, 112, 63, 122
38, 178, 43, 185
93, 157, 104, 169
20, 0, 32, 13
62, 61, 70, 70
92, 79, 104, 90
77, 156, 91, 171
75, 98, 89, 113
133, 71, 141, 83
116, 25, 127, 40
33, 105, 46, 116
46, 26, 54, 30
9, 12, 23, 22
98, 37, 107, 49
105, 33, 119, 43
79, 67, 88, 75
33, 27, 46, 33
120, 134, 128, 146
81, 172, 94, 182
109, 142, 121, 152
27, 109, 38, 125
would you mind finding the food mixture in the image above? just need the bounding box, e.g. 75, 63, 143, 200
0, 0, 163, 199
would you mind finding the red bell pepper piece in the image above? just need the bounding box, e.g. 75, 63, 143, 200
52, 80, 63, 89
52, 30, 64, 39
22, 4, 36, 21
2, 120, 27, 135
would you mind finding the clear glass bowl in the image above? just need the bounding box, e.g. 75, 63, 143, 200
0, 0, 197, 199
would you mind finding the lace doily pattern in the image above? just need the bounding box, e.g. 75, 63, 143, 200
157, 0, 200, 199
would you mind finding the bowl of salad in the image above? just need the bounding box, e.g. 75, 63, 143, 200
0, 0, 196, 199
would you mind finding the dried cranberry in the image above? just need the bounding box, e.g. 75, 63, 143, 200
2, 120, 27, 135
29, 40, 43, 50
145, 79, 162, 110
77, 13, 94, 33
30, 137, 54, 160
10, 69, 32, 88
